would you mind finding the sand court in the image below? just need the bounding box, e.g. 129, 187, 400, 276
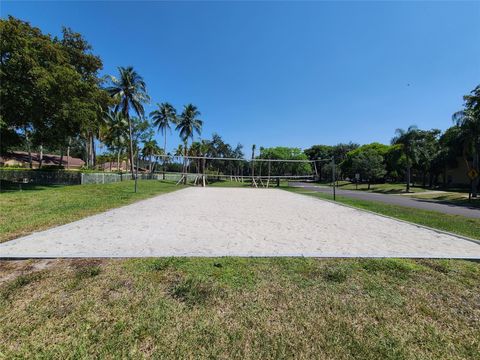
1, 187, 479, 258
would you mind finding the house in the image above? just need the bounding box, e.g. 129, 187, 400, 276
99, 161, 149, 173
100, 161, 128, 172
0, 151, 85, 169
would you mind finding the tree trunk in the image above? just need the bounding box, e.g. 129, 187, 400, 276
91, 135, 96, 168
39, 144, 43, 169
59, 148, 64, 168
85, 137, 90, 168
117, 150, 121, 173
126, 113, 135, 179
472, 151, 478, 198
66, 137, 71, 170
183, 141, 188, 184
24, 126, 33, 169
406, 165, 411, 192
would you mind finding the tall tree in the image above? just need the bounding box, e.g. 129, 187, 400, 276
176, 104, 203, 145
176, 104, 202, 182
106, 66, 149, 177
150, 102, 177, 154
350, 148, 387, 190
103, 110, 129, 171
392, 125, 419, 192
0, 17, 109, 165
142, 139, 161, 173
452, 85, 480, 197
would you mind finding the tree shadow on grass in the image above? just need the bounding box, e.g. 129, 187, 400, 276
0, 180, 64, 193
413, 197, 480, 210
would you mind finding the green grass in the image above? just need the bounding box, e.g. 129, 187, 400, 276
328, 181, 430, 194
0, 180, 182, 243
407, 192, 480, 209
284, 186, 480, 240
0, 257, 479, 359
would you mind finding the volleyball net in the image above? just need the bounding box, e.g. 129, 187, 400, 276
153, 154, 332, 187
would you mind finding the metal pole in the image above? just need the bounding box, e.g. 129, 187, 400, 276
134, 148, 139, 193
332, 157, 336, 201
313, 160, 319, 181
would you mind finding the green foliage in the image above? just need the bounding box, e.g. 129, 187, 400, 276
0, 16, 110, 158
341, 143, 389, 184
452, 85, 480, 195
176, 104, 202, 144
150, 102, 177, 153
259, 146, 311, 175
106, 66, 150, 174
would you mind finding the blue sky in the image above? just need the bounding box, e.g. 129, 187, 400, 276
2, 1, 480, 153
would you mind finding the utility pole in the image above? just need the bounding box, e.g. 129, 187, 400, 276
332, 157, 336, 201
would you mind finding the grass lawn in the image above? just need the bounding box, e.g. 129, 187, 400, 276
0, 257, 479, 359
407, 192, 480, 209
328, 181, 431, 194
283, 186, 480, 240
0, 180, 182, 243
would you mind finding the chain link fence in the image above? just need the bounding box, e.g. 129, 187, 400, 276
0, 170, 168, 186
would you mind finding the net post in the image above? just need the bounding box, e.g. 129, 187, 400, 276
332, 157, 336, 201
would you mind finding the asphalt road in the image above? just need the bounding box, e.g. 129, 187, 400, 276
289, 182, 480, 219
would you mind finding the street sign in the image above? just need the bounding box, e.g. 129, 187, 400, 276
467, 169, 479, 180
355, 173, 360, 180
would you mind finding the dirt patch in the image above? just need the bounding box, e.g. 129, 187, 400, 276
0, 259, 57, 285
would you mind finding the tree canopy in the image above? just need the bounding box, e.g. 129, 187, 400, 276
0, 16, 110, 162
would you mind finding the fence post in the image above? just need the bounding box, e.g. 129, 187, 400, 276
81, 172, 84, 185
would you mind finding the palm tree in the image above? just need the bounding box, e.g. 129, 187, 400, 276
142, 139, 161, 173
106, 66, 150, 177
150, 102, 177, 154
392, 125, 419, 192
176, 104, 203, 144
452, 85, 480, 197
452, 113, 479, 197
103, 110, 129, 172
174, 144, 185, 157
176, 104, 203, 183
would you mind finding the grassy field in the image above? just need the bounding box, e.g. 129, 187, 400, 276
0, 180, 182, 243
407, 191, 480, 209
283, 186, 480, 240
0, 257, 478, 359
328, 181, 430, 194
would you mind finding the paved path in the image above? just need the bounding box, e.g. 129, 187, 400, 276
1, 187, 479, 258
289, 182, 480, 219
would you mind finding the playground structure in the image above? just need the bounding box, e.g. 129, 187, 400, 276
154, 154, 333, 188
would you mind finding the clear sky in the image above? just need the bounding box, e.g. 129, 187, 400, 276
2, 1, 480, 153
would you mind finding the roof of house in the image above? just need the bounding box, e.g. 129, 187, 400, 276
0, 151, 85, 167
101, 161, 128, 169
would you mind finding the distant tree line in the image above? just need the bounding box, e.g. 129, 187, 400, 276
304, 87, 480, 196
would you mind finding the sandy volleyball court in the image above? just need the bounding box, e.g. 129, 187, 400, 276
1, 187, 479, 258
